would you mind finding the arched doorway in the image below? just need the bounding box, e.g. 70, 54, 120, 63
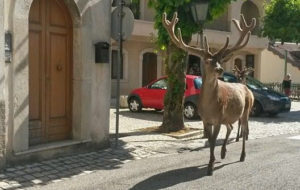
142, 52, 157, 86
29, 0, 73, 145
241, 1, 260, 35
234, 58, 243, 71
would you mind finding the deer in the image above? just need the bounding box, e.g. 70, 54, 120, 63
232, 65, 254, 142
162, 12, 255, 175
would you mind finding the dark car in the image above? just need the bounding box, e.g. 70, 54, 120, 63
127, 75, 202, 119
222, 72, 291, 116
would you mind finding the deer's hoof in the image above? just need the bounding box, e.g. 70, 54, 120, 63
221, 149, 226, 159
240, 153, 246, 162
207, 168, 213, 176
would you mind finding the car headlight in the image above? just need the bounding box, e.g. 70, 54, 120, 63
267, 95, 280, 101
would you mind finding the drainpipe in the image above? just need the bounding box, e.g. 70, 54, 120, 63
284, 49, 287, 78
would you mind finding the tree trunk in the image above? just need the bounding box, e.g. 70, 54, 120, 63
160, 45, 187, 132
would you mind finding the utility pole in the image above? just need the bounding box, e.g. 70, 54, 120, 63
115, 0, 124, 147
111, 0, 134, 147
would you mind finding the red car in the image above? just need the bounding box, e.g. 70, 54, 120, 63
127, 75, 202, 119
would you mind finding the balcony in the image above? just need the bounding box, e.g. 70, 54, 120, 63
131, 19, 267, 49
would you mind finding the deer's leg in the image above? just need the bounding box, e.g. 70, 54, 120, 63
240, 120, 248, 162
245, 121, 249, 140
236, 120, 241, 142
207, 124, 221, 176
221, 124, 232, 159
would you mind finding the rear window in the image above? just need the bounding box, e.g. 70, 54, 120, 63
194, 78, 202, 89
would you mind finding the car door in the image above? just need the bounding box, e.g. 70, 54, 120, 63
142, 78, 167, 109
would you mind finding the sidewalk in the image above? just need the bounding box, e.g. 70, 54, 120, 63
0, 101, 300, 189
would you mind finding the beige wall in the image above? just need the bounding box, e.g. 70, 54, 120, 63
117, 0, 300, 100
111, 39, 163, 97
260, 49, 300, 83
1, 0, 111, 167
140, 0, 155, 21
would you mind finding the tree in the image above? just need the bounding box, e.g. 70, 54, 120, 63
148, 0, 236, 132
262, 0, 300, 44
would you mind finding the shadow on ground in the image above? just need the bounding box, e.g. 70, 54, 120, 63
250, 111, 300, 124
117, 109, 200, 123
129, 161, 239, 190
116, 108, 300, 124
0, 140, 136, 189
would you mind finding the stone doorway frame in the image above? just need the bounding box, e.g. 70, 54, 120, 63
10, 0, 85, 153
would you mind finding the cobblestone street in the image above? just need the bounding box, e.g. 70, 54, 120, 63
110, 101, 300, 151
0, 101, 299, 189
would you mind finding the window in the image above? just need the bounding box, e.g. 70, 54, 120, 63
129, 0, 140, 19
111, 50, 123, 79
150, 79, 167, 89
246, 55, 255, 77
187, 55, 201, 76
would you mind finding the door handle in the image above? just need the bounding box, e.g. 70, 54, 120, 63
56, 64, 63, 71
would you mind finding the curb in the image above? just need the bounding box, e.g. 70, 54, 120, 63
165, 129, 203, 139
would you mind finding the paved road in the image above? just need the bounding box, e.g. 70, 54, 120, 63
0, 102, 299, 189
28, 134, 300, 190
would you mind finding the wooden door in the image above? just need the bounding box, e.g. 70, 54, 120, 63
142, 52, 157, 86
29, 0, 72, 145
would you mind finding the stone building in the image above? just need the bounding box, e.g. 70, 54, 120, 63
0, 0, 111, 169
110, 0, 300, 99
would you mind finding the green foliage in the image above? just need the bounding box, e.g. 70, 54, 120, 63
148, 0, 236, 48
262, 0, 300, 43
147, 0, 236, 131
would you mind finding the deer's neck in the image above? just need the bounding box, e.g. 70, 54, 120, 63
201, 74, 219, 99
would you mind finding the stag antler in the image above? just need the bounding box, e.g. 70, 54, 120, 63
232, 65, 241, 74
162, 12, 211, 57
216, 14, 256, 59
232, 65, 254, 83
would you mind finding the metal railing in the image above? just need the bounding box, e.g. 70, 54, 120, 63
263, 83, 300, 100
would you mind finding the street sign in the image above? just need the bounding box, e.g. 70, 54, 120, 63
111, 7, 134, 41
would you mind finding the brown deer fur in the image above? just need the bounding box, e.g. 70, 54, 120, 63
162, 12, 255, 175
232, 66, 254, 142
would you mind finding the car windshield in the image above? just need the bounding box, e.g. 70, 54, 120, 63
150, 79, 167, 89
246, 76, 267, 90
194, 77, 202, 89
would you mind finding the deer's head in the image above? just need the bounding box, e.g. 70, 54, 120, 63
162, 12, 256, 79
232, 65, 254, 83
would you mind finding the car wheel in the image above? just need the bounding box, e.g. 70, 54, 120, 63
251, 101, 262, 117
128, 97, 142, 112
184, 103, 198, 120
